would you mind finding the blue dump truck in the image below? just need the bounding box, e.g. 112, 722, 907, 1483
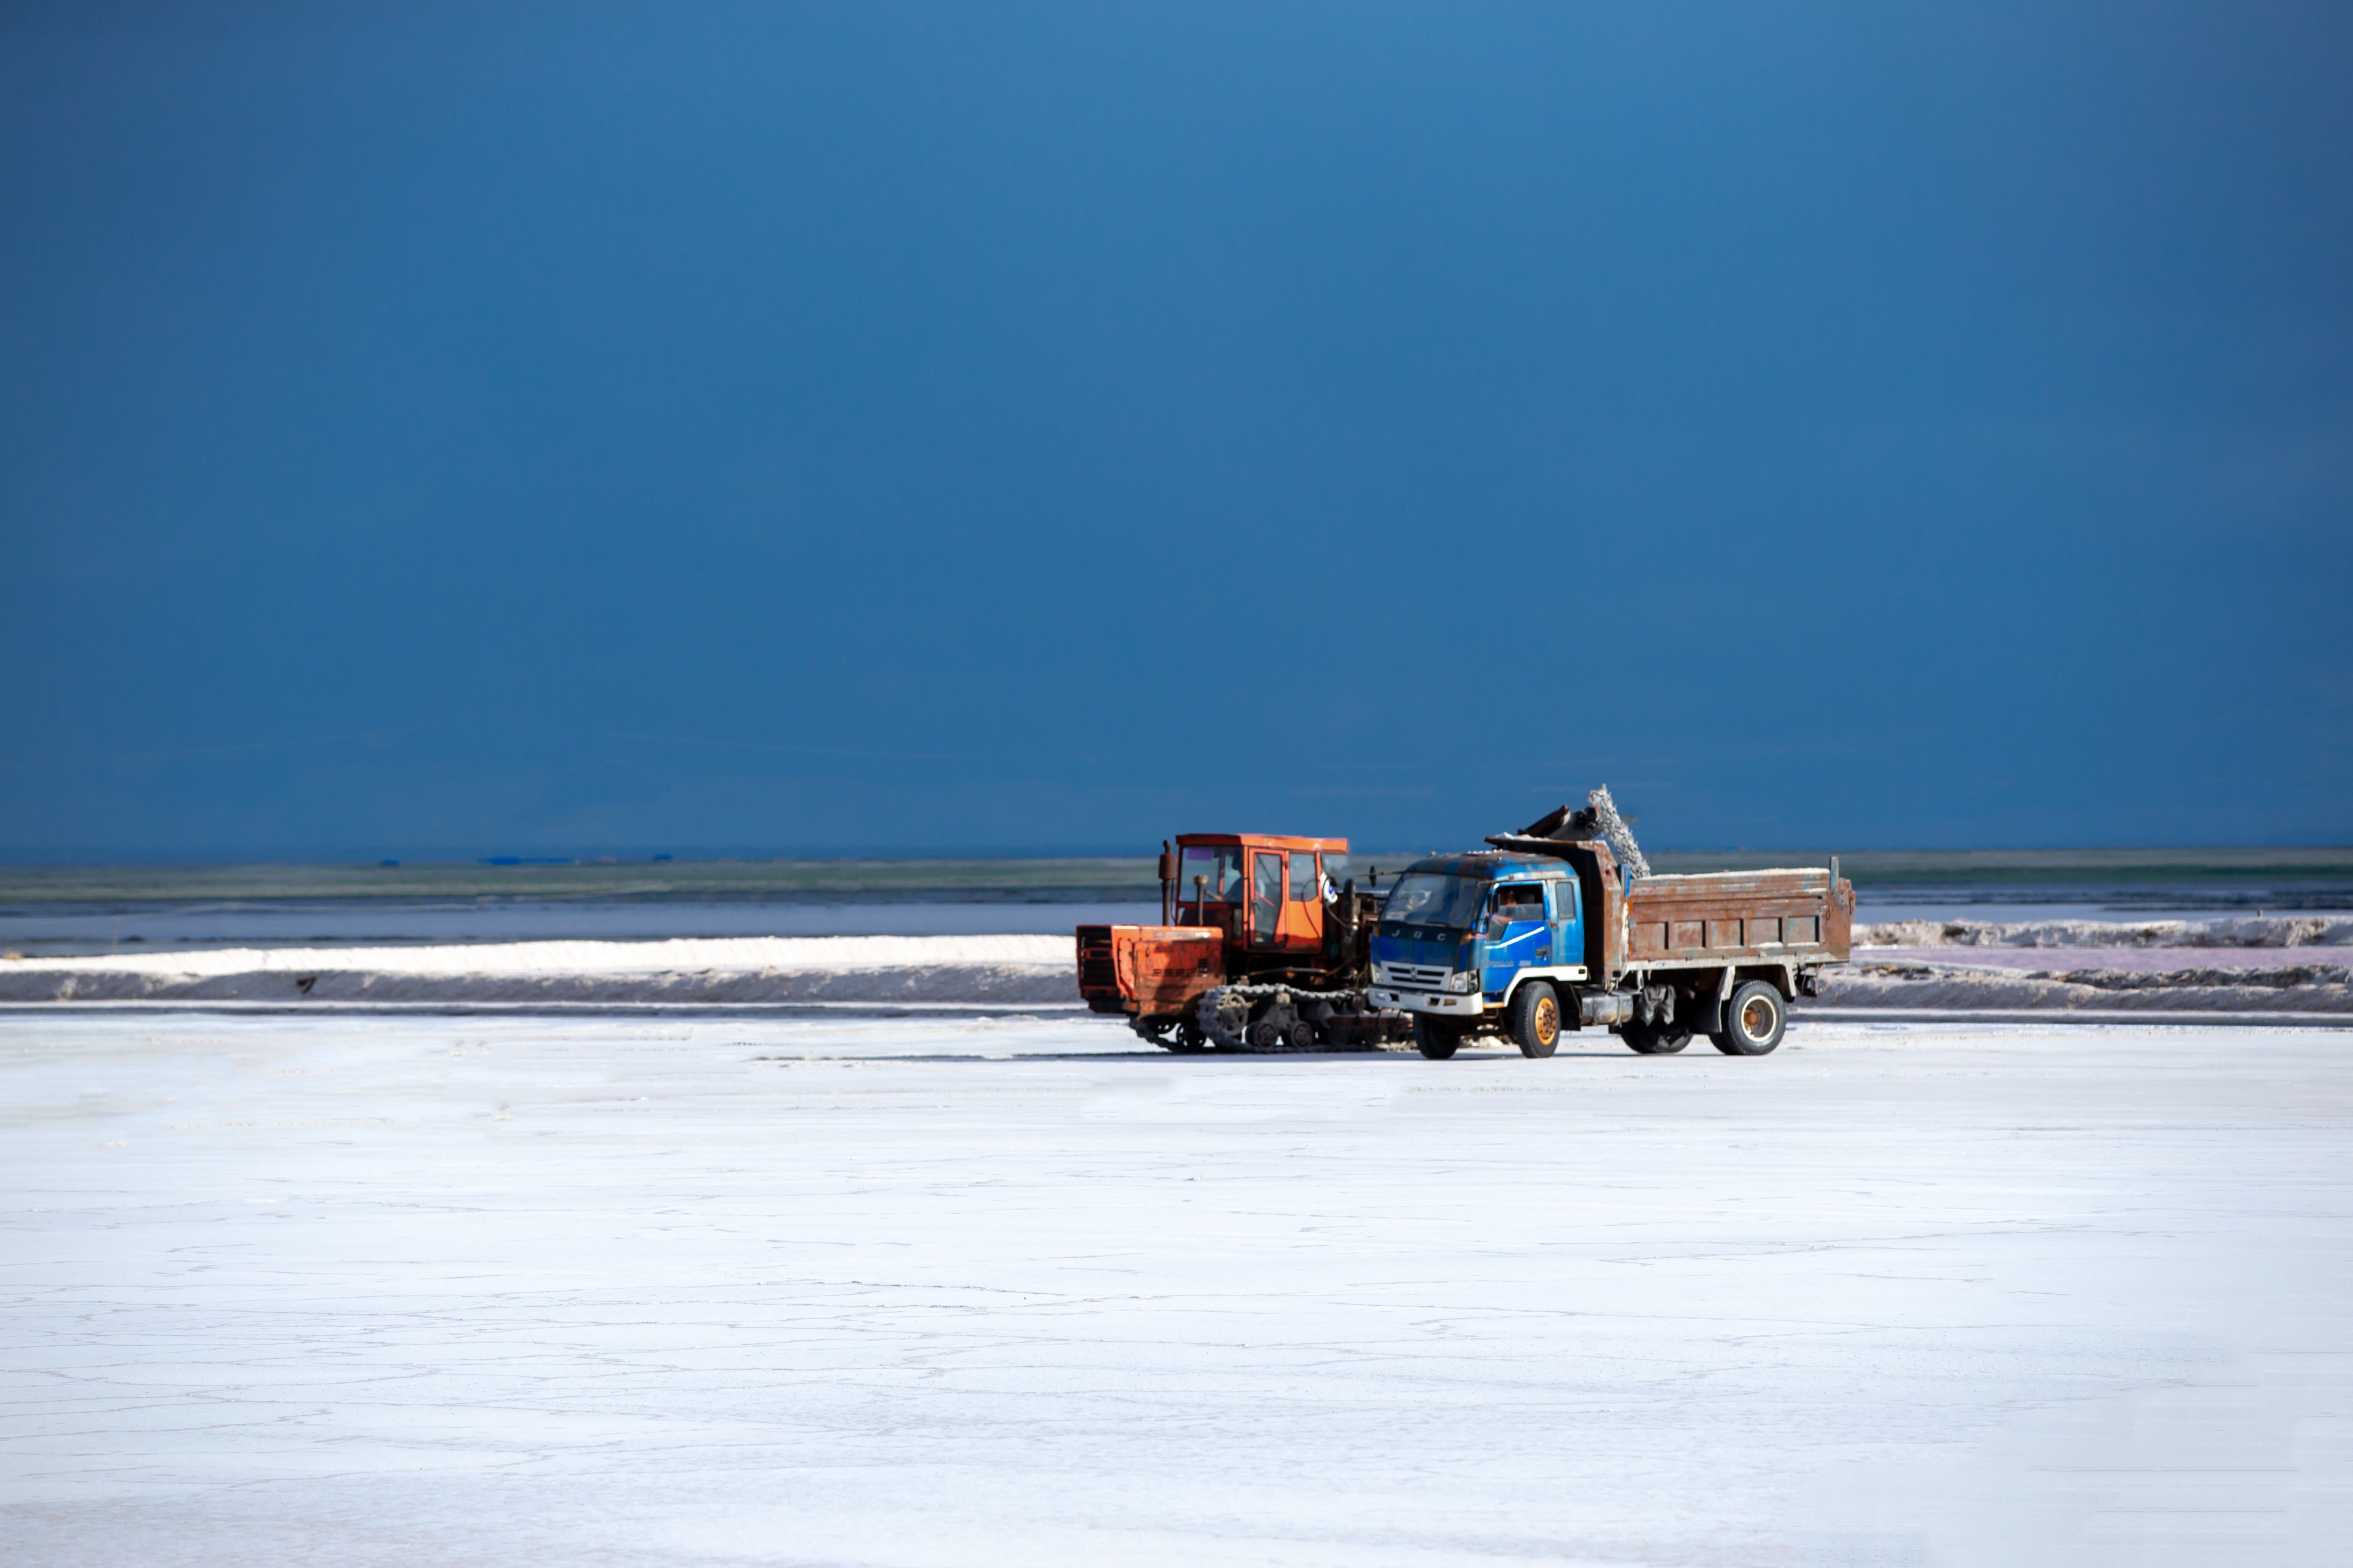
1365, 821, 1853, 1060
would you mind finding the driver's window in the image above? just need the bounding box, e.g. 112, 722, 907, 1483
1493, 884, 1546, 921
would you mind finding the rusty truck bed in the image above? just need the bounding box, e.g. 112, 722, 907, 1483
1488, 834, 1853, 992
1619, 868, 1852, 981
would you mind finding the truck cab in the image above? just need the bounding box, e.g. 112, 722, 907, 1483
1365, 852, 1587, 1033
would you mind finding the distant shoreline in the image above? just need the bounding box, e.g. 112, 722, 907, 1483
1, 846, 2351, 906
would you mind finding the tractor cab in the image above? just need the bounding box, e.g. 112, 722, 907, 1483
1079, 831, 1373, 1039
1169, 833, 1349, 957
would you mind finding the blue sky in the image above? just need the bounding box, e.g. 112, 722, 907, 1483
4, 2, 2349, 858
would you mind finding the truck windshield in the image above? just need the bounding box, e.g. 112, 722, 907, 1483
1378, 873, 1487, 931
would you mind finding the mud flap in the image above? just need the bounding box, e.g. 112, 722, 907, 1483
1702, 964, 1735, 1035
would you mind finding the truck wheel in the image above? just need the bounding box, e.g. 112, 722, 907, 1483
1622, 1020, 1692, 1055
1510, 982, 1562, 1059
1711, 981, 1786, 1055
1412, 1014, 1461, 1060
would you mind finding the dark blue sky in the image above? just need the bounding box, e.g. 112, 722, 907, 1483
4, 2, 2349, 858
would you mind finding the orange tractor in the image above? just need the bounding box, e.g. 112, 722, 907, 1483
1075, 833, 1407, 1052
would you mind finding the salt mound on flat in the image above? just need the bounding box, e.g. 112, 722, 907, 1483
1837, 916, 2353, 1013
0, 935, 1081, 1005
1856, 916, 2353, 949
12, 918, 2352, 1012
1820, 960, 2353, 1014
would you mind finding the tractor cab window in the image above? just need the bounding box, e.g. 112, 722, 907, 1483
1179, 845, 1244, 902
1322, 853, 1350, 886
1251, 853, 1283, 942
1289, 851, 1319, 901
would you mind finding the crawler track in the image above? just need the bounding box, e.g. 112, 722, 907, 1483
1188, 984, 1406, 1053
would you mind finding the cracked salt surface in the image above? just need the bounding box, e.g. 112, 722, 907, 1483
3, 1013, 2348, 1565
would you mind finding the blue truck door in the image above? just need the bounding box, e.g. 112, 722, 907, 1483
1484, 882, 1550, 995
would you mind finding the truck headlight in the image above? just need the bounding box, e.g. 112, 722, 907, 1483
1369, 963, 1388, 985
1446, 969, 1478, 993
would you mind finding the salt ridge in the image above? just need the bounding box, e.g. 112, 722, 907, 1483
5, 918, 2351, 1010
0, 934, 1076, 1005
1856, 915, 2353, 948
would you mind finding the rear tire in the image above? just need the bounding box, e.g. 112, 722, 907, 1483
1510, 982, 1562, 1059
1412, 1013, 1462, 1060
1622, 1020, 1693, 1055
1711, 980, 1786, 1055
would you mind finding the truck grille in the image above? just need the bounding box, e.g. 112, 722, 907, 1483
1385, 963, 1450, 990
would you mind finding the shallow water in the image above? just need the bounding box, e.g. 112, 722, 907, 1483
6, 837, 2350, 962
0, 898, 1164, 958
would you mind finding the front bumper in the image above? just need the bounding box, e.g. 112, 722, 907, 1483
1369, 987, 1485, 1017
